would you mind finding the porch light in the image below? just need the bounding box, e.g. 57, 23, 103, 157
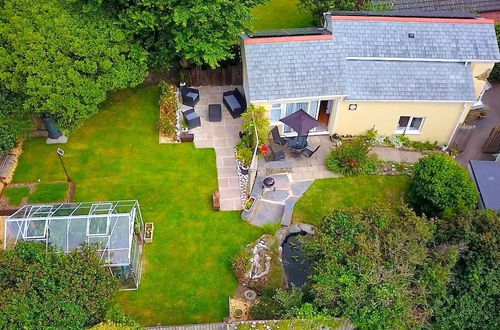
348, 104, 357, 111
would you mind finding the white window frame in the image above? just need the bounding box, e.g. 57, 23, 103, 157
395, 116, 425, 135
269, 101, 321, 124
24, 219, 48, 239
86, 216, 110, 236
270, 103, 282, 124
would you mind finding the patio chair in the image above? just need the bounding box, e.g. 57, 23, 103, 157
180, 86, 200, 107
182, 108, 201, 129
270, 145, 285, 161
301, 145, 320, 158
223, 88, 246, 118
271, 126, 287, 146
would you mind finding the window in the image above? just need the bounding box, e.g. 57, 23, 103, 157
87, 217, 109, 236
270, 103, 281, 123
25, 219, 47, 239
396, 116, 424, 134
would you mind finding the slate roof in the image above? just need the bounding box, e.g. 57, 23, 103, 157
328, 18, 500, 60
469, 160, 500, 210
373, 0, 500, 13
242, 14, 500, 102
243, 39, 343, 101
344, 60, 476, 101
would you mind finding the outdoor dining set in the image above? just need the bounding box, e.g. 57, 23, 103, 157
269, 109, 321, 160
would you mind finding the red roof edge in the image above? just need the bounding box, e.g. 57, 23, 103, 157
243, 34, 333, 44
330, 15, 495, 24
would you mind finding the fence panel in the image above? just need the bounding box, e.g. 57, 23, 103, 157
187, 65, 242, 86
482, 125, 500, 153
449, 124, 475, 152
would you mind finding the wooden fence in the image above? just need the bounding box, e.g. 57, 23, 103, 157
482, 125, 500, 153
449, 124, 475, 152
187, 65, 242, 86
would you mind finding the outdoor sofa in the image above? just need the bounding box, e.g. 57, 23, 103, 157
223, 88, 246, 118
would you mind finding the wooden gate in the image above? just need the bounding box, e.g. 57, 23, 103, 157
482, 125, 500, 153
449, 124, 475, 152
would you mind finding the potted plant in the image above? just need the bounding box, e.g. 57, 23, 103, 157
243, 196, 256, 212
236, 146, 252, 175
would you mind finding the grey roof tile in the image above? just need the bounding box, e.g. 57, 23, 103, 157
243, 16, 499, 101
344, 60, 477, 101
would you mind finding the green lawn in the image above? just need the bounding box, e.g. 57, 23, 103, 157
3, 186, 30, 206
29, 182, 68, 203
252, 0, 313, 30
293, 175, 410, 226
13, 85, 263, 326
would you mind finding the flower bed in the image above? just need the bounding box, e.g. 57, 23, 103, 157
158, 81, 179, 143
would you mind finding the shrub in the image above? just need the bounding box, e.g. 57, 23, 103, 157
489, 24, 500, 82
408, 153, 477, 217
432, 210, 500, 329
0, 86, 31, 155
304, 205, 451, 329
0, 241, 119, 328
241, 105, 270, 147
157, 81, 178, 139
327, 137, 378, 175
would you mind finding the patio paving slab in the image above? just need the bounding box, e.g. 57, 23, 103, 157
250, 200, 285, 227
262, 189, 290, 203
188, 85, 244, 211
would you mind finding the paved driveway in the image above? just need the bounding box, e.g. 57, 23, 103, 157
457, 83, 500, 166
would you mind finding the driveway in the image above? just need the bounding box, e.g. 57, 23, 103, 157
457, 83, 500, 166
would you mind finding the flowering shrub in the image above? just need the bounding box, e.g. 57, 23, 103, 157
327, 137, 379, 175
157, 81, 178, 140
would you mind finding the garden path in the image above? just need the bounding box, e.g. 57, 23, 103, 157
186, 86, 244, 211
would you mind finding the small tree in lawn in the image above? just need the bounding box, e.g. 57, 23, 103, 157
0, 241, 119, 328
408, 153, 477, 217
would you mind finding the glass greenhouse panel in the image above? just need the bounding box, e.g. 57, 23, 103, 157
4, 200, 145, 290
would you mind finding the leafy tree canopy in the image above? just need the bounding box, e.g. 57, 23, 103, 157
298, 0, 392, 23
433, 210, 500, 329
0, 85, 31, 155
0, 0, 148, 129
0, 242, 118, 328
408, 153, 478, 217
85, 0, 267, 69
304, 206, 457, 329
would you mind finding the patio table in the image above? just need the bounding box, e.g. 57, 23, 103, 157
288, 136, 308, 158
288, 136, 308, 149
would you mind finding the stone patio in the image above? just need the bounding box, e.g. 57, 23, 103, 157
262, 135, 339, 181
184, 86, 244, 211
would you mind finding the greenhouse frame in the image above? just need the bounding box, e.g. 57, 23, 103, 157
4, 200, 145, 290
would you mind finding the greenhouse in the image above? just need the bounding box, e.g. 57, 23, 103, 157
4, 200, 145, 290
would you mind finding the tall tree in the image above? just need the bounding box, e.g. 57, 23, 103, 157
0, 0, 148, 129
87, 0, 267, 69
0, 86, 31, 155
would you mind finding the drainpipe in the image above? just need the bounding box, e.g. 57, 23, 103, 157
447, 102, 469, 147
